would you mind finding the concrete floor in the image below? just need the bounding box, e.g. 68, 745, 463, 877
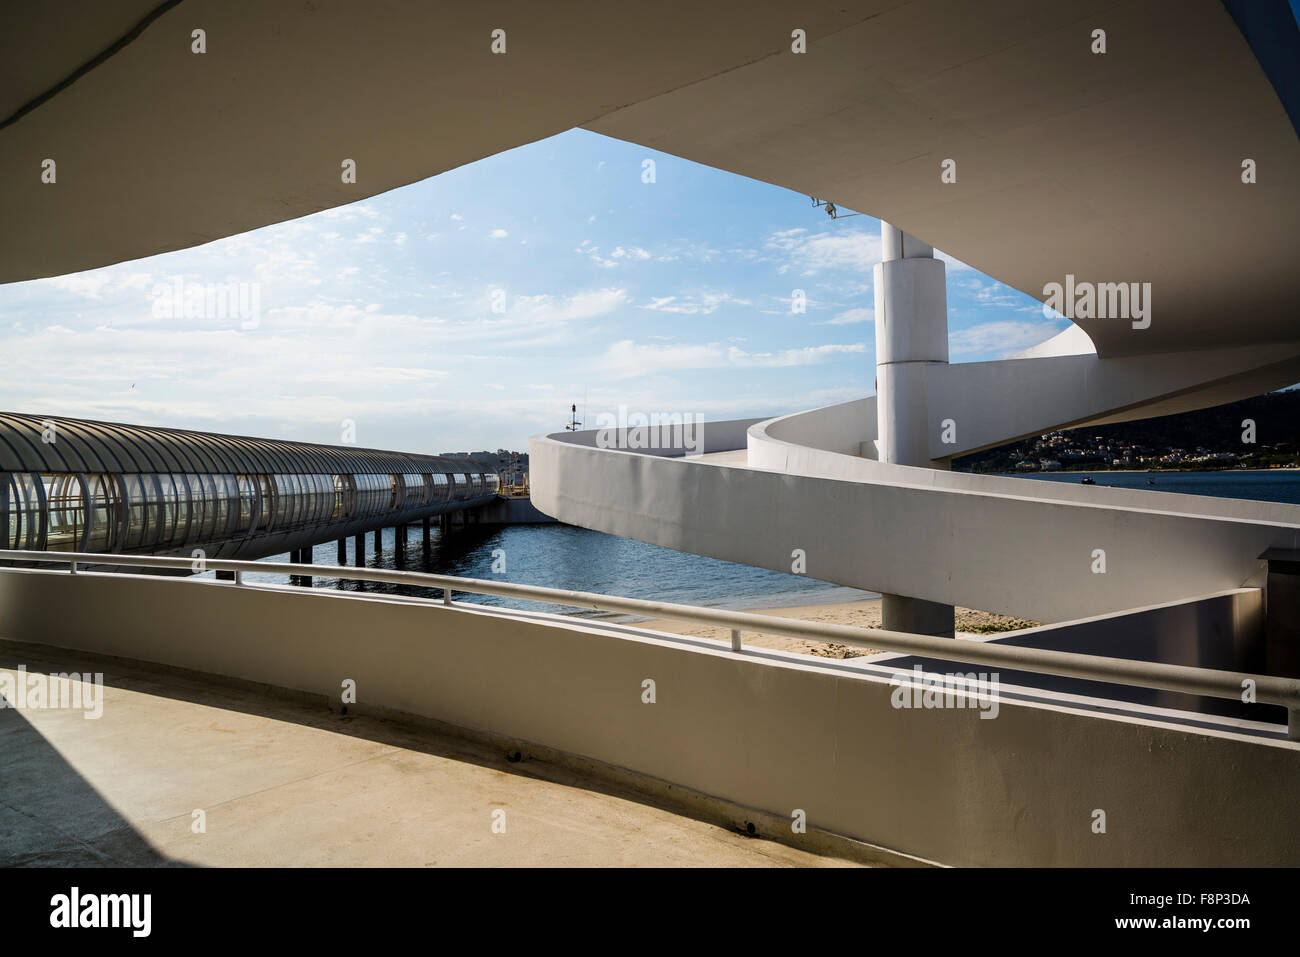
0, 645, 860, 867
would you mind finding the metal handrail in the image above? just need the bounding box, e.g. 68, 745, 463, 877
1, 548, 1297, 737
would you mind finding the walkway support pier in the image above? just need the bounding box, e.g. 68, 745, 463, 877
353, 534, 364, 568
291, 547, 312, 587
874, 222, 954, 638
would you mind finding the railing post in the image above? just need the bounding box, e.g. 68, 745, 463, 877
730, 628, 742, 652
443, 587, 452, 606
69, 560, 77, 575
1290, 708, 1299, 742
235, 570, 243, 586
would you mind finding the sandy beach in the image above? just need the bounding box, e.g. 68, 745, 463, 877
637, 599, 1040, 659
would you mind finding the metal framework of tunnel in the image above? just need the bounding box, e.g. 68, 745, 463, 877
0, 412, 500, 560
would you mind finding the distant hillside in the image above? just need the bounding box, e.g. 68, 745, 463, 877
954, 389, 1300, 474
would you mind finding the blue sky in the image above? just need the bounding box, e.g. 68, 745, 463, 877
0, 128, 1065, 453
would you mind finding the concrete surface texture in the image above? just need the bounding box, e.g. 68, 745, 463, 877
0, 643, 857, 868
2, 568, 1296, 866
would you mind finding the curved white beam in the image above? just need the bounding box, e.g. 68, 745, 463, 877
927, 342, 1300, 460
530, 406, 1300, 624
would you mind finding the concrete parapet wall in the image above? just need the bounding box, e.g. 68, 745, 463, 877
534, 422, 1300, 623
1, 568, 1296, 866
878, 588, 1274, 716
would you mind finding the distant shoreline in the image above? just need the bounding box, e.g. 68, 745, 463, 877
985, 466, 1300, 476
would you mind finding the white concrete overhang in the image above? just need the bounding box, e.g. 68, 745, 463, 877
1, 0, 1296, 360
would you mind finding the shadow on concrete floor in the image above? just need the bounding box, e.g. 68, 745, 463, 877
0, 697, 187, 867
0, 638, 849, 867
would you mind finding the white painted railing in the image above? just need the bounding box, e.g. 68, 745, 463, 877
1, 549, 1297, 738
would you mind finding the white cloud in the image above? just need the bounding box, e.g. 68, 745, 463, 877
733, 342, 866, 367
956, 277, 1033, 309
508, 287, 629, 325
765, 228, 880, 275
949, 320, 1066, 358
639, 291, 750, 315
576, 240, 659, 267
575, 240, 618, 268
489, 228, 509, 239
42, 269, 154, 299
611, 246, 650, 260
823, 307, 874, 325
765, 226, 972, 276
599, 339, 865, 378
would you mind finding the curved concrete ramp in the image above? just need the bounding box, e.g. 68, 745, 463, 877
530, 402, 1300, 623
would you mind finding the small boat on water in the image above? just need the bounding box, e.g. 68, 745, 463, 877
1080, 476, 1095, 485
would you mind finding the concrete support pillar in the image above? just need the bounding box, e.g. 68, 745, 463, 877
337, 538, 347, 565
373, 528, 382, 556
395, 525, 405, 566
874, 221, 955, 638
422, 516, 431, 549
354, 533, 364, 568
1264, 549, 1300, 678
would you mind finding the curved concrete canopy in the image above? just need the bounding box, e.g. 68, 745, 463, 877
0, 1, 866, 278
1, 0, 1296, 359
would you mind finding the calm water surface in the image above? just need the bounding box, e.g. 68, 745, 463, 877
245, 522, 871, 619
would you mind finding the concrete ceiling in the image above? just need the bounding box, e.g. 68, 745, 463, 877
1, 0, 1295, 359
0, 0, 163, 121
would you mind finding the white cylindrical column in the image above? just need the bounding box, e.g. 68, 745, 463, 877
875, 223, 949, 467
874, 221, 954, 637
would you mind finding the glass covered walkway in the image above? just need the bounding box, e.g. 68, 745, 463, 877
0, 413, 499, 560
